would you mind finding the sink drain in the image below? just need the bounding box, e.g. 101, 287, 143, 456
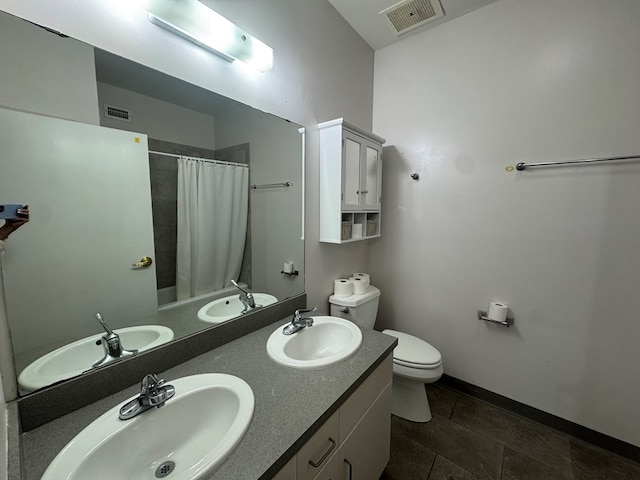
155, 461, 176, 478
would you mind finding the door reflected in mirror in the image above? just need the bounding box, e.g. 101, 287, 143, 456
0, 11, 304, 396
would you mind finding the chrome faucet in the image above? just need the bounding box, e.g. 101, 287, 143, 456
282, 306, 318, 335
119, 373, 175, 420
230, 280, 261, 313
92, 313, 137, 368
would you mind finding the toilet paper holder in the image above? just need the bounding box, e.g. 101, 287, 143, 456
477, 310, 514, 327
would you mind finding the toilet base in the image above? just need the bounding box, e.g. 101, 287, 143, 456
391, 375, 432, 422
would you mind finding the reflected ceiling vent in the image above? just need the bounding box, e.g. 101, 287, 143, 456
104, 104, 131, 122
380, 0, 445, 36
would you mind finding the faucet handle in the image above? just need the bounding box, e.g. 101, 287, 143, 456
294, 306, 318, 317
141, 373, 162, 393
95, 313, 115, 336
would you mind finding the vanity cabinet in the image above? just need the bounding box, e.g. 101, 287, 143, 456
319, 118, 386, 244
273, 355, 392, 480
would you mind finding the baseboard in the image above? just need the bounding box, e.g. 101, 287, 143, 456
439, 374, 640, 465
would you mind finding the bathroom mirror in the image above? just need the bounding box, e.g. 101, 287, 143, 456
0, 12, 304, 396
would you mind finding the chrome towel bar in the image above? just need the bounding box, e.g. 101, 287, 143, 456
516, 154, 640, 171
251, 181, 292, 189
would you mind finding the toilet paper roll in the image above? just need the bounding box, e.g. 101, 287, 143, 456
352, 273, 370, 288
334, 279, 354, 297
488, 302, 508, 323
349, 277, 367, 294
283, 262, 294, 273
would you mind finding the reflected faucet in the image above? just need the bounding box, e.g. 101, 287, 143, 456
119, 373, 175, 420
92, 313, 138, 368
230, 280, 262, 314
283, 306, 318, 335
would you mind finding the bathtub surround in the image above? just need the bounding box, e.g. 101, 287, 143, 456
148, 138, 253, 296
372, 0, 640, 449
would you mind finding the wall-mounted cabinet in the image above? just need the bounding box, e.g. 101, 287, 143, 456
319, 118, 386, 243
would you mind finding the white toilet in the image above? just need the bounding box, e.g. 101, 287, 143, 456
329, 285, 443, 422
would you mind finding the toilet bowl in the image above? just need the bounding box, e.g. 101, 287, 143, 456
329, 284, 443, 423
382, 329, 443, 422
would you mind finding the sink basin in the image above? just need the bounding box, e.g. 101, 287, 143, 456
266, 316, 363, 369
197, 293, 278, 324
42, 373, 255, 480
18, 325, 174, 392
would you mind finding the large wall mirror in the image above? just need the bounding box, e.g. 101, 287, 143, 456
0, 11, 304, 397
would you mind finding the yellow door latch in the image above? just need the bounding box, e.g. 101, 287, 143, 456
132, 256, 153, 267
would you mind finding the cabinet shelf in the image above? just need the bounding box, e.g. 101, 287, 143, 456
319, 119, 386, 244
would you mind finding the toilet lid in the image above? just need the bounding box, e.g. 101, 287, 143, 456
382, 329, 442, 367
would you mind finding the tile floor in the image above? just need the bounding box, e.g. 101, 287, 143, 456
380, 383, 640, 480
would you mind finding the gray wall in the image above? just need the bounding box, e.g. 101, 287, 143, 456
372, 0, 640, 447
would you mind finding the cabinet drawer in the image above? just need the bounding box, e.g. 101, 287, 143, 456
339, 354, 392, 442
297, 410, 340, 480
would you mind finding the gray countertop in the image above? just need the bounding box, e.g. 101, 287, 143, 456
21, 318, 396, 479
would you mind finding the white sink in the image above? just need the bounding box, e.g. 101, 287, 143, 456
197, 293, 278, 324
266, 316, 363, 369
42, 373, 255, 480
18, 325, 174, 392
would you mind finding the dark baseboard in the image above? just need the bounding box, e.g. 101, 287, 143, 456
438, 374, 640, 465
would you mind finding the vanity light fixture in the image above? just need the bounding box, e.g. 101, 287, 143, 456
146, 0, 274, 72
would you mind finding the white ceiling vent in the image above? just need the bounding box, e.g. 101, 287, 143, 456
380, 0, 445, 36
104, 104, 131, 122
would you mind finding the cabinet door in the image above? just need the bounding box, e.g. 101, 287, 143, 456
361, 142, 382, 210
338, 385, 392, 480
298, 411, 340, 480
342, 132, 362, 209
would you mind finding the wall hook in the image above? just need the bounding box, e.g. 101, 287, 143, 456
410, 173, 420, 180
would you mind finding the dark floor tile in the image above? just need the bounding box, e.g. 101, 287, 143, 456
570, 441, 640, 480
428, 455, 478, 480
427, 383, 459, 419
502, 447, 573, 480
451, 395, 572, 477
393, 414, 503, 480
380, 423, 437, 480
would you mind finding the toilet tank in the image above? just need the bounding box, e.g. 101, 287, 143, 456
329, 286, 381, 330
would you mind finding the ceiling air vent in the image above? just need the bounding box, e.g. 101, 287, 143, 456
104, 104, 131, 122
380, 0, 445, 36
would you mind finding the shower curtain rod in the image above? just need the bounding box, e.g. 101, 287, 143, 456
148, 150, 248, 168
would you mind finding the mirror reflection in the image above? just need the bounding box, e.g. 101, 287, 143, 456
0, 12, 304, 395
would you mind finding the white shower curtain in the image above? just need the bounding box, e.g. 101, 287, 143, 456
176, 156, 249, 300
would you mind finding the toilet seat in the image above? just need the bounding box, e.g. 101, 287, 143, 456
382, 329, 442, 369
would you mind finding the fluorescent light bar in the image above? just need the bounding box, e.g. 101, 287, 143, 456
146, 0, 274, 72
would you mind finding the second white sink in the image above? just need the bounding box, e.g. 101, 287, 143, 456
266, 316, 363, 369
197, 293, 278, 324
18, 325, 174, 392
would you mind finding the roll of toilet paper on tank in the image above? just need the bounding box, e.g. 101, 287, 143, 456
353, 273, 370, 288
488, 302, 508, 323
334, 279, 354, 297
349, 277, 367, 294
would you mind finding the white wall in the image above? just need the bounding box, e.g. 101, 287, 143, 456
214, 105, 305, 300
0, 12, 99, 124
0, 0, 375, 313
372, 0, 640, 446
97, 82, 216, 149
